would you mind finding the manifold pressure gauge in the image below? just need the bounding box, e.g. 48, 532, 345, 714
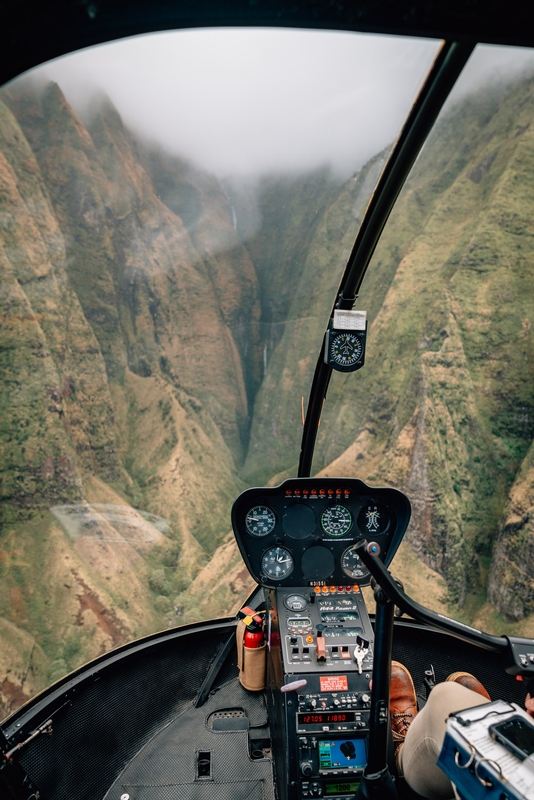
325, 309, 367, 372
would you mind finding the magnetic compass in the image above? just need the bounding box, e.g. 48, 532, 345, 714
325, 311, 367, 372
330, 332, 363, 367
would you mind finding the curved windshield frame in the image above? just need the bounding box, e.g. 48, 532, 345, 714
314, 43, 534, 638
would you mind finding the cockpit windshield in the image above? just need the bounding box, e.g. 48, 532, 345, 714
318, 43, 534, 630
2, 29, 533, 721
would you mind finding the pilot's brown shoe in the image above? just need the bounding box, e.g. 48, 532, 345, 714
390, 660, 418, 772
446, 671, 491, 700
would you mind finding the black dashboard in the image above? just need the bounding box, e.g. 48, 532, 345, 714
231, 477, 411, 589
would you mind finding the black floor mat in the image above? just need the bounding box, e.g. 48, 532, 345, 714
391, 621, 528, 708
104, 678, 274, 800
100, 620, 529, 800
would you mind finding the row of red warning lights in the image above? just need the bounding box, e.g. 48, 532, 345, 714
313, 585, 360, 594
285, 488, 351, 497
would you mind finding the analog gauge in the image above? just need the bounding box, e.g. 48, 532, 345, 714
357, 503, 389, 536
261, 546, 294, 580
321, 505, 353, 537
341, 546, 370, 581
245, 505, 276, 537
284, 593, 308, 612
330, 333, 363, 368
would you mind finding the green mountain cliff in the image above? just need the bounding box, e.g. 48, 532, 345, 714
1, 72, 534, 719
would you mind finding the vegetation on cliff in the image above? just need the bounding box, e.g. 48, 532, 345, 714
1, 68, 534, 719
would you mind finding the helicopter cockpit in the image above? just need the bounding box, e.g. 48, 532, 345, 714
2, 3, 534, 800
232, 477, 409, 799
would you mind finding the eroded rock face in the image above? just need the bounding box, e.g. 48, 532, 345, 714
0, 82, 262, 716
488, 444, 534, 620
3, 83, 260, 465
1, 69, 534, 718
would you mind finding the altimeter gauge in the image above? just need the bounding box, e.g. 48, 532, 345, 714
245, 505, 276, 537
261, 546, 294, 580
341, 546, 370, 581
321, 505, 353, 537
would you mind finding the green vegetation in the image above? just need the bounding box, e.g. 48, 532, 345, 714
1, 70, 534, 720
245, 72, 534, 611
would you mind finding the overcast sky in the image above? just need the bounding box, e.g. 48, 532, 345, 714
17, 29, 534, 179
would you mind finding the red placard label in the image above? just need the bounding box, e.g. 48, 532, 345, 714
320, 675, 348, 692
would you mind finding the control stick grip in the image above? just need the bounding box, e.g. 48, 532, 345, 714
353, 538, 508, 656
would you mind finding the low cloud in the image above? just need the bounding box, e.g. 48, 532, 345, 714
13, 31, 534, 180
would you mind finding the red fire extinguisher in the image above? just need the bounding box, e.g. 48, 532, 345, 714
239, 606, 265, 648
244, 625, 264, 648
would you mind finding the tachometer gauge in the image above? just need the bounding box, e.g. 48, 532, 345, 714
321, 505, 352, 537
261, 546, 294, 580
245, 505, 276, 537
341, 546, 370, 581
357, 503, 389, 535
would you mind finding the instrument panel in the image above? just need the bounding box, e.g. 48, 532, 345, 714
231, 478, 411, 588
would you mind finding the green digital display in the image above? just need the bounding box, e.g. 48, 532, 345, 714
325, 781, 360, 795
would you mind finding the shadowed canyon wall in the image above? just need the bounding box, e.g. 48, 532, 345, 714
1, 72, 534, 718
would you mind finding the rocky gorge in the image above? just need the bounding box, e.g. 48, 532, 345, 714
1, 70, 533, 718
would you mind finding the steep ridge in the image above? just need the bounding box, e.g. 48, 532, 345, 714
0, 83, 256, 717
197, 73, 534, 624
1, 71, 534, 719
320, 74, 534, 609
4, 84, 256, 464
0, 96, 118, 506
243, 150, 389, 482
